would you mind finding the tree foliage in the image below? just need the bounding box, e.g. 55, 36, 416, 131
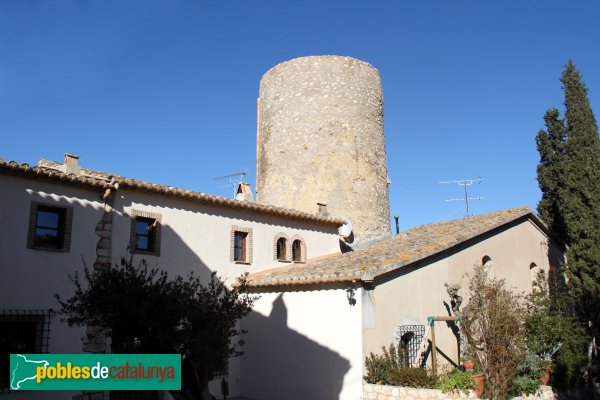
536, 61, 600, 328
525, 270, 588, 389
55, 257, 257, 400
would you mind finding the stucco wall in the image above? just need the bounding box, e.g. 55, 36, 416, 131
1, 174, 342, 398
363, 219, 563, 369
0, 175, 103, 399
111, 189, 341, 283
240, 287, 364, 400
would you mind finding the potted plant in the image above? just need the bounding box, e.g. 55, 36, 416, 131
470, 364, 484, 398
460, 355, 475, 371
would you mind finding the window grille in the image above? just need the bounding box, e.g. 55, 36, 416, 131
395, 324, 425, 368
0, 309, 53, 390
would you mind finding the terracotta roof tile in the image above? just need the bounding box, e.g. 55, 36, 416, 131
246, 207, 542, 288
0, 158, 345, 226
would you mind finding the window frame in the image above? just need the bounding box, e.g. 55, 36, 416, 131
290, 235, 307, 263
27, 202, 73, 252
129, 210, 162, 256
273, 233, 290, 262
231, 226, 253, 264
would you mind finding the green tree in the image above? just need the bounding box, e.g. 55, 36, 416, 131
525, 270, 588, 389
56, 257, 257, 400
536, 61, 600, 330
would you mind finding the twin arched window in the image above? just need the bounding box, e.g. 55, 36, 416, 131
274, 233, 306, 262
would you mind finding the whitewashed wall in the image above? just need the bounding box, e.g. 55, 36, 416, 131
239, 287, 364, 400
0, 175, 103, 399
111, 189, 341, 282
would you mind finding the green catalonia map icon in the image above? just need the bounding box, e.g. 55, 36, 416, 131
10, 354, 49, 390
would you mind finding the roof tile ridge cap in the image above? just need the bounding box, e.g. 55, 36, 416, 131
363, 207, 535, 281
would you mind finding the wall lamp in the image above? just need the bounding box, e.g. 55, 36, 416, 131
346, 286, 356, 306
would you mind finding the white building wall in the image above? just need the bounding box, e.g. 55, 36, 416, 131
240, 287, 363, 400
1, 174, 343, 399
0, 175, 103, 399
111, 189, 341, 283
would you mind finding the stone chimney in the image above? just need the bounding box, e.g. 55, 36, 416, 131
317, 202, 329, 217
235, 182, 255, 202
63, 153, 81, 176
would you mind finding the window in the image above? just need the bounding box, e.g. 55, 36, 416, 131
129, 210, 161, 256
234, 232, 248, 261
290, 235, 306, 263
529, 262, 541, 285
276, 238, 287, 260
135, 218, 156, 252
0, 310, 52, 389
231, 226, 253, 264
292, 240, 302, 262
273, 233, 290, 261
395, 324, 425, 368
27, 202, 73, 252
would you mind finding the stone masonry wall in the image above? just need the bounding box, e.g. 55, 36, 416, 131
256, 56, 391, 246
363, 382, 558, 400
363, 382, 477, 400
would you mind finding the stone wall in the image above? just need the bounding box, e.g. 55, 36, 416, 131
364, 382, 559, 400
256, 55, 391, 246
363, 382, 476, 400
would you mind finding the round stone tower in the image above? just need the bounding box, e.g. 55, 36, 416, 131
256, 55, 391, 246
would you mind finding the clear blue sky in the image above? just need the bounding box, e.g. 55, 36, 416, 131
2, 0, 599, 231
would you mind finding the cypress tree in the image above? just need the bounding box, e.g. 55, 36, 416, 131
536, 61, 600, 328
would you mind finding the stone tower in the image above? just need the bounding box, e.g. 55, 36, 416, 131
256, 55, 391, 246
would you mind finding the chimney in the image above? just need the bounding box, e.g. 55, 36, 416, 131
235, 182, 255, 202
64, 153, 81, 176
317, 202, 329, 217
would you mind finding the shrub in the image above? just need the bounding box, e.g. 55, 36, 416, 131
462, 263, 528, 399
511, 352, 544, 396
525, 268, 588, 389
364, 343, 437, 388
437, 369, 477, 394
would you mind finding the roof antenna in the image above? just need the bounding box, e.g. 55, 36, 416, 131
438, 177, 485, 217
214, 170, 248, 198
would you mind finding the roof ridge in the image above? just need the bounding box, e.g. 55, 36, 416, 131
0, 158, 346, 227
245, 206, 538, 288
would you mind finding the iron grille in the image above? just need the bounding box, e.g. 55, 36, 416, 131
0, 309, 53, 390
395, 324, 425, 368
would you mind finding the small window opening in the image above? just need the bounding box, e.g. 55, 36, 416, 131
234, 232, 248, 262
135, 217, 156, 252
34, 207, 66, 249
292, 240, 302, 262
276, 237, 287, 261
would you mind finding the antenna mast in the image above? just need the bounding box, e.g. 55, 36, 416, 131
439, 177, 485, 216
214, 171, 248, 198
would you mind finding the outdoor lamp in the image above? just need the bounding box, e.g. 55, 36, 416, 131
346, 286, 356, 306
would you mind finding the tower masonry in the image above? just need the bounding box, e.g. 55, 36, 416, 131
256, 55, 391, 246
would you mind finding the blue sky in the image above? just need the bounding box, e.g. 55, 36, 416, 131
2, 0, 599, 231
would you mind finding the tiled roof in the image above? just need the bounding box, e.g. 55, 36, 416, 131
245, 207, 544, 288
0, 158, 346, 226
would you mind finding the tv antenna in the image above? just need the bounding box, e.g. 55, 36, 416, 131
214, 170, 247, 198
439, 177, 485, 216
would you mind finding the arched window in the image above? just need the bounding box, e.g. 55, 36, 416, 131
277, 237, 287, 261
292, 240, 302, 261
290, 235, 306, 263
529, 262, 540, 285
482, 255, 492, 267
273, 233, 290, 261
